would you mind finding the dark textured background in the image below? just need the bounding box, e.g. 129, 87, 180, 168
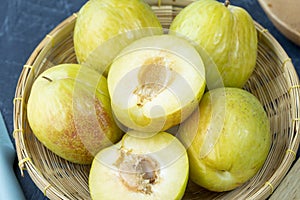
0, 0, 299, 199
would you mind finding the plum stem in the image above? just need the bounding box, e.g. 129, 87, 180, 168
42, 76, 53, 82
224, 0, 230, 7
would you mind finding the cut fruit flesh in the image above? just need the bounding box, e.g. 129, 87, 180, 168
89, 131, 189, 200
108, 35, 206, 132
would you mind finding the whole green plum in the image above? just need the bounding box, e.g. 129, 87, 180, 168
74, 0, 163, 76
170, 0, 258, 89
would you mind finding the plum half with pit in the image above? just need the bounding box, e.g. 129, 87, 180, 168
107, 35, 206, 133
89, 131, 189, 200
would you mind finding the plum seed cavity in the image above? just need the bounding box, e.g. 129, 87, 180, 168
115, 149, 160, 195
134, 56, 175, 107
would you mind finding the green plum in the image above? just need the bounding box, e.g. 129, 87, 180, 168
170, 0, 258, 89
178, 87, 271, 192
74, 0, 163, 76
27, 64, 123, 164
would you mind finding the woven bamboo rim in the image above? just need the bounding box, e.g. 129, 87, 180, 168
13, 0, 300, 199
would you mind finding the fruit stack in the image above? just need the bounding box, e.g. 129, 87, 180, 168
25, 0, 273, 199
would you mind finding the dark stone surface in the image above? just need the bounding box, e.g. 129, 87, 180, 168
0, 0, 299, 199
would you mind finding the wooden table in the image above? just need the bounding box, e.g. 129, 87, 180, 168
270, 158, 300, 199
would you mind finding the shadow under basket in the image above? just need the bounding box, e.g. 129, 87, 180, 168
13, 1, 300, 199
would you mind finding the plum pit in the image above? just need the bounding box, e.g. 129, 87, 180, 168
134, 56, 175, 107
115, 149, 160, 194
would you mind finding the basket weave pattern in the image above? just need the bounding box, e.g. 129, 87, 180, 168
13, 1, 300, 199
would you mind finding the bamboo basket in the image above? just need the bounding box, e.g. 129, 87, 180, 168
13, 0, 300, 199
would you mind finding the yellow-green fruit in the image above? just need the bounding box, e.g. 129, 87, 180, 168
74, 0, 163, 76
108, 35, 206, 133
89, 131, 189, 200
170, 0, 258, 89
178, 87, 271, 192
27, 64, 123, 164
